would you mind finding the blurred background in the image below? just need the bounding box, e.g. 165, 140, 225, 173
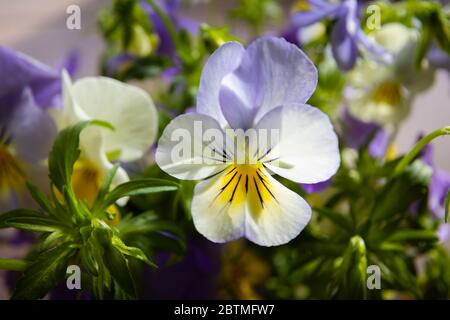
0, 0, 449, 171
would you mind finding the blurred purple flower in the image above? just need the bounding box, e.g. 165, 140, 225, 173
290, 0, 390, 70
141, 0, 199, 58
0, 47, 77, 211
428, 46, 450, 72
142, 237, 221, 299
0, 46, 77, 109
340, 107, 388, 157
438, 224, 450, 244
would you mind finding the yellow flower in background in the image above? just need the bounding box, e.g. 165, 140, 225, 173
218, 240, 270, 299
346, 23, 435, 126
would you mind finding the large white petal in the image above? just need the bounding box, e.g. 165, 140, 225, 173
255, 104, 340, 184
244, 169, 312, 246
67, 74, 158, 162
155, 113, 233, 180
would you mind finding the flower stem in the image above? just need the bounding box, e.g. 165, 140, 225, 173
0, 258, 28, 272
393, 126, 450, 177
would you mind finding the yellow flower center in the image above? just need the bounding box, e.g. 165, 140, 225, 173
371, 82, 402, 106
214, 163, 276, 218
0, 144, 26, 194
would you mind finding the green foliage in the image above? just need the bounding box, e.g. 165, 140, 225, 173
228, 0, 283, 35
0, 122, 182, 300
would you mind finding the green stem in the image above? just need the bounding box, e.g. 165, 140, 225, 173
0, 258, 28, 272
392, 126, 450, 177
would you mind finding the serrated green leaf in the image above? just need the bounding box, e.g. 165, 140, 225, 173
102, 243, 136, 297
112, 236, 157, 268
11, 246, 76, 300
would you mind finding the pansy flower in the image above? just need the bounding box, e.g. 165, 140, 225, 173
290, 0, 391, 70
346, 23, 435, 126
52, 71, 158, 206
0, 47, 74, 211
156, 37, 340, 246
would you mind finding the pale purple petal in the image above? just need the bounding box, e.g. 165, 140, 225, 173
340, 107, 378, 149
331, 15, 358, 71
291, 0, 338, 28
438, 224, 450, 244
0, 46, 59, 107
368, 129, 389, 158
8, 88, 57, 163
219, 84, 255, 129
291, 9, 334, 28
221, 37, 317, 125
196, 42, 245, 127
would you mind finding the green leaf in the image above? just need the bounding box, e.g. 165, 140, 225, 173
333, 236, 367, 299
371, 160, 432, 223
92, 163, 120, 211
386, 230, 438, 243
97, 178, 179, 212
0, 209, 64, 233
433, 9, 450, 55
25, 182, 54, 215
11, 246, 76, 300
112, 236, 157, 268
102, 243, 136, 297
415, 23, 432, 69
117, 211, 184, 237
48, 120, 113, 192
79, 230, 100, 277
313, 207, 354, 233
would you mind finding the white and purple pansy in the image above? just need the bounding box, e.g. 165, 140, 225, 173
156, 36, 340, 246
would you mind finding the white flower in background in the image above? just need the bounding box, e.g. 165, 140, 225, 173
52, 71, 158, 206
346, 23, 435, 125
156, 37, 340, 246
